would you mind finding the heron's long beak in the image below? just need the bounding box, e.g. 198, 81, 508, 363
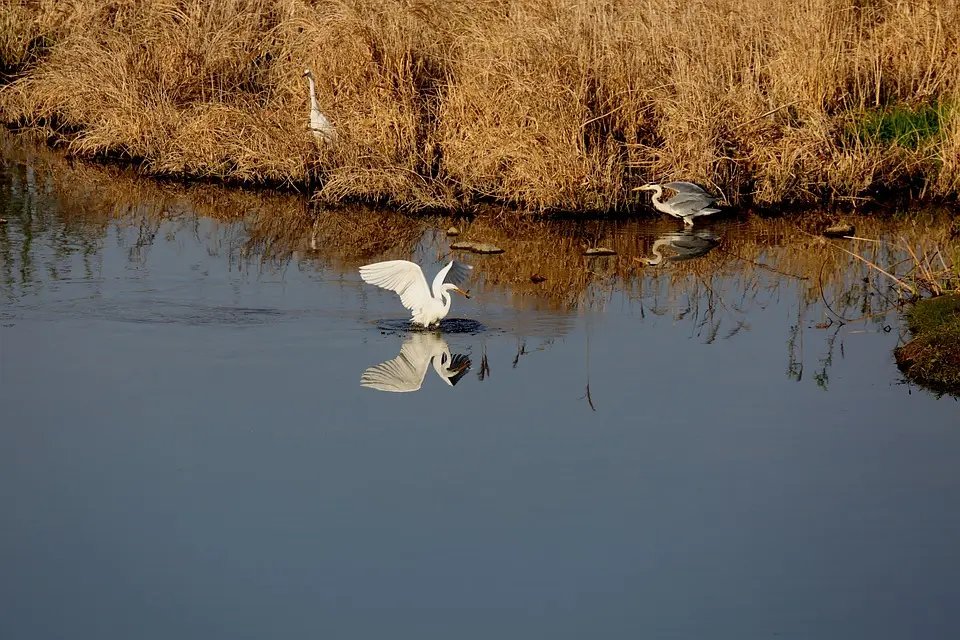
454, 287, 470, 299
632, 184, 654, 192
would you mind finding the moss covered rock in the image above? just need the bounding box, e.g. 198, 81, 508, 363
895, 294, 960, 395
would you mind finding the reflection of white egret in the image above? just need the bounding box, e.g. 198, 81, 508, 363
633, 181, 720, 226
302, 68, 338, 143
359, 259, 472, 327
361, 333, 471, 392
635, 231, 720, 266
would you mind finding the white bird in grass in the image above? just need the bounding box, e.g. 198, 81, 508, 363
302, 68, 338, 143
361, 333, 471, 392
634, 181, 721, 227
359, 259, 473, 327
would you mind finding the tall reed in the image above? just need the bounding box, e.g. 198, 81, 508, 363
2, 0, 959, 212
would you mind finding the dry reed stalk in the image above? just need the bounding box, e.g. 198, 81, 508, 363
3, 0, 960, 210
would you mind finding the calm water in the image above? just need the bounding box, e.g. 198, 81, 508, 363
1, 142, 959, 639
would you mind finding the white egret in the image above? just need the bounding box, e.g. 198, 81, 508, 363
634, 181, 721, 227
302, 68, 338, 143
359, 259, 473, 327
361, 333, 471, 392
635, 231, 720, 265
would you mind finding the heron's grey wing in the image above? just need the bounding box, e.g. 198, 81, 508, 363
683, 207, 721, 219
667, 232, 720, 260
666, 231, 715, 250
663, 190, 716, 210
662, 182, 717, 208
441, 260, 474, 288
663, 181, 712, 196
359, 260, 432, 311
670, 237, 708, 251
360, 335, 436, 392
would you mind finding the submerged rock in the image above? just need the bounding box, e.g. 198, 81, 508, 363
584, 247, 616, 256
823, 223, 855, 238
451, 241, 504, 254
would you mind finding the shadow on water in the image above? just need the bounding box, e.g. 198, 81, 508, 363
375, 318, 490, 335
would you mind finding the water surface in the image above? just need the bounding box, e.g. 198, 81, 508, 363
1, 138, 959, 640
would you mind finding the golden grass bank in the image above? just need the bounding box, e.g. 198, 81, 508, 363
2, 0, 959, 213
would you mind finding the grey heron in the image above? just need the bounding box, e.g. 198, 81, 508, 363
635, 231, 721, 266
634, 181, 721, 226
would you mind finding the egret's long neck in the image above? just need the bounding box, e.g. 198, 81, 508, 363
306, 76, 319, 111
432, 347, 453, 381
441, 290, 452, 314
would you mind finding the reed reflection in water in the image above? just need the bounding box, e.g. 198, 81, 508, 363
4, 131, 960, 640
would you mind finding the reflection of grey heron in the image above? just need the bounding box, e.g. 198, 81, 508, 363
359, 259, 472, 327
302, 68, 338, 143
635, 231, 721, 266
361, 333, 471, 392
634, 181, 721, 226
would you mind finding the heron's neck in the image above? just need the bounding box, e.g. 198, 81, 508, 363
651, 186, 664, 207
306, 76, 319, 111
648, 241, 667, 264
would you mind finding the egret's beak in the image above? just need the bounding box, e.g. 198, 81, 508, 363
454, 287, 470, 299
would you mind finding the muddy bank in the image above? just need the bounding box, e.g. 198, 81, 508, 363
2, 0, 960, 213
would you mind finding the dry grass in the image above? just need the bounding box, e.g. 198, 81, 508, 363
3, 0, 960, 211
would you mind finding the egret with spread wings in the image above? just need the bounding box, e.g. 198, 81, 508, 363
359, 259, 473, 327
634, 181, 721, 227
360, 333, 471, 392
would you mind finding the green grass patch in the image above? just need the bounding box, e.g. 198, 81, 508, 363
849, 100, 952, 150
895, 294, 960, 396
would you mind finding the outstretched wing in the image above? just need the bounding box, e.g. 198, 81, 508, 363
440, 260, 474, 289
359, 260, 432, 311
360, 335, 438, 392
